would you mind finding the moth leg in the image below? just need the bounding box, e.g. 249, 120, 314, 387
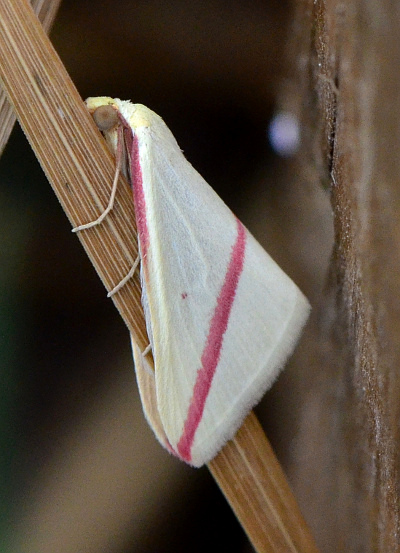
71, 159, 121, 232
107, 254, 140, 297
142, 343, 152, 356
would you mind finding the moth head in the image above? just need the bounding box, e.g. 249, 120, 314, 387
92, 105, 119, 132
85, 97, 119, 132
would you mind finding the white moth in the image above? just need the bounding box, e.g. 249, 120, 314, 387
78, 97, 310, 467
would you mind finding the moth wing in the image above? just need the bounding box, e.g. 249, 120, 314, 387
133, 108, 310, 466
130, 336, 173, 453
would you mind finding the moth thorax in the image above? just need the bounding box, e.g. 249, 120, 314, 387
92, 105, 119, 132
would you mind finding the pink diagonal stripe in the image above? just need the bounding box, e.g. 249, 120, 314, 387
177, 219, 246, 462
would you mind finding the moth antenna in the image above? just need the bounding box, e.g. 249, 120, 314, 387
72, 123, 124, 232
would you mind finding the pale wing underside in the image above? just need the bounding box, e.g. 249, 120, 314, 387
129, 106, 310, 466
131, 337, 174, 454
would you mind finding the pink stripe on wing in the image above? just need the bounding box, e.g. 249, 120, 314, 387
177, 219, 246, 463
129, 134, 150, 260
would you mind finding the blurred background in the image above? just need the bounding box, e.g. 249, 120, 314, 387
1, 1, 333, 551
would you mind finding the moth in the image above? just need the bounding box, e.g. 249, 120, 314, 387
75, 97, 310, 467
